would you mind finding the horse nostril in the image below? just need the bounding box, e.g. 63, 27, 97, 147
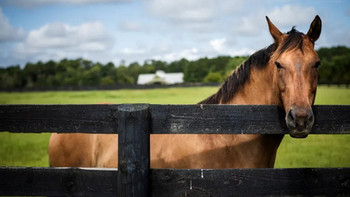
286, 110, 297, 128
306, 111, 315, 127
288, 110, 296, 121
308, 114, 313, 123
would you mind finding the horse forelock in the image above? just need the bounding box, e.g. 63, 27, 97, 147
279, 27, 305, 55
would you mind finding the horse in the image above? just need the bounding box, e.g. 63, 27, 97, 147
49, 16, 322, 169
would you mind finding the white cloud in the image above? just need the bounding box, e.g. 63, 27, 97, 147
230, 4, 317, 37
233, 16, 264, 36
227, 48, 255, 57
210, 38, 227, 53
209, 37, 255, 57
159, 48, 199, 62
115, 45, 200, 63
14, 21, 114, 64
147, 0, 245, 32
0, 7, 25, 42
120, 47, 147, 55
317, 26, 350, 48
0, 0, 130, 7
25, 22, 112, 50
118, 21, 147, 32
149, 0, 215, 23
268, 5, 317, 28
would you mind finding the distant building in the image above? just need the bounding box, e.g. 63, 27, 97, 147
137, 70, 184, 85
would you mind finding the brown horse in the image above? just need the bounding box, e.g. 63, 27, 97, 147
49, 16, 322, 169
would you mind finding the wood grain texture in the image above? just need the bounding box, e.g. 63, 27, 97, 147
312, 105, 350, 134
1, 167, 349, 196
0, 167, 118, 197
150, 168, 350, 196
0, 104, 118, 133
150, 104, 287, 134
117, 104, 150, 197
0, 104, 349, 134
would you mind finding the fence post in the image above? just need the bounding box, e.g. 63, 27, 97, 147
117, 104, 150, 196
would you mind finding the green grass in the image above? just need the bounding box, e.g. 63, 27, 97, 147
314, 85, 350, 105
0, 85, 349, 168
275, 134, 350, 168
0, 133, 51, 167
0, 87, 218, 104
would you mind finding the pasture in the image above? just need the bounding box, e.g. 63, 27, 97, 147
0, 85, 349, 168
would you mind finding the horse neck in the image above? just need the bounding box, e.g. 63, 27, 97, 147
225, 62, 281, 105
225, 62, 284, 168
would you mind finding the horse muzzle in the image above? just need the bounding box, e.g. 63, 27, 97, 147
286, 106, 314, 138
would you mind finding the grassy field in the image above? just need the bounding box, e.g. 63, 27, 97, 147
0, 85, 349, 168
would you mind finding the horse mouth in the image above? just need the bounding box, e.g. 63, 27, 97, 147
289, 130, 309, 138
287, 123, 312, 138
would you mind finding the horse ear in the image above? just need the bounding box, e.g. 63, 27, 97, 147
266, 16, 282, 44
307, 15, 322, 43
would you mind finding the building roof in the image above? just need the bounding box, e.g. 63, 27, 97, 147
137, 70, 184, 85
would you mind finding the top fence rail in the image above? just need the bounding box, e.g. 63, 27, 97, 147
0, 104, 349, 134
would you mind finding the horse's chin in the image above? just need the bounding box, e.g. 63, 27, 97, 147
289, 130, 309, 138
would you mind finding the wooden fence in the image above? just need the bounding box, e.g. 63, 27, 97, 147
0, 104, 349, 196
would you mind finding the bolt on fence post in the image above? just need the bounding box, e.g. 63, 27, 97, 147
117, 104, 150, 197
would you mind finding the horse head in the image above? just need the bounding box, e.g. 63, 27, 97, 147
266, 16, 322, 138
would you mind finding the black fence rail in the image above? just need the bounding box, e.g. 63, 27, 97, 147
1, 104, 349, 134
1, 167, 349, 196
0, 104, 349, 196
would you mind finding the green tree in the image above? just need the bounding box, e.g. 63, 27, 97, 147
127, 62, 141, 83
81, 65, 101, 86
167, 58, 189, 73
100, 76, 115, 85
141, 60, 156, 74
203, 72, 223, 83
116, 66, 134, 84
317, 46, 350, 84
0, 66, 23, 89
184, 58, 210, 82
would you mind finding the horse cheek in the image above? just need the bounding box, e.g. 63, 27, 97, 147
277, 70, 287, 101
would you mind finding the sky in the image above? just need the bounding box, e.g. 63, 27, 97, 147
0, 0, 349, 67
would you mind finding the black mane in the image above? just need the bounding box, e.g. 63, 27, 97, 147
199, 28, 305, 104
280, 27, 305, 55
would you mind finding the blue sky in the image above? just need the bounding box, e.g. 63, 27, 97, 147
0, 0, 349, 67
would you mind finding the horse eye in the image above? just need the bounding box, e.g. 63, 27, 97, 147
275, 62, 283, 70
314, 61, 321, 69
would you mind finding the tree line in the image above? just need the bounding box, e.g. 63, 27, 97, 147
0, 46, 349, 90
